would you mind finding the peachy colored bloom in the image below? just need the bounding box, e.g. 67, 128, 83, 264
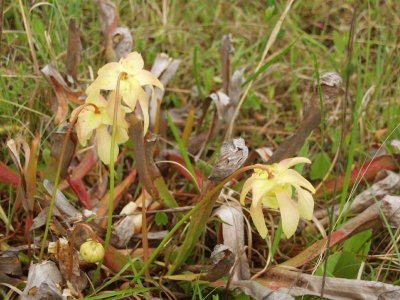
86, 52, 163, 135
240, 157, 315, 239
72, 91, 131, 165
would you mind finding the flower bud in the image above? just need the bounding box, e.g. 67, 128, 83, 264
79, 239, 105, 263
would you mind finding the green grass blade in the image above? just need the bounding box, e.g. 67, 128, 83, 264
242, 41, 295, 86
166, 112, 200, 192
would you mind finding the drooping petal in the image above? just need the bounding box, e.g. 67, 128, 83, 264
134, 69, 164, 90
137, 88, 150, 135
276, 190, 300, 238
74, 108, 104, 145
97, 62, 123, 75
115, 126, 129, 144
240, 177, 258, 205
261, 194, 279, 209
252, 179, 273, 208
121, 79, 141, 110
121, 52, 144, 74
105, 91, 128, 128
85, 90, 108, 107
86, 71, 119, 94
96, 126, 118, 165
279, 169, 315, 193
296, 186, 314, 220
278, 157, 311, 170
250, 202, 268, 238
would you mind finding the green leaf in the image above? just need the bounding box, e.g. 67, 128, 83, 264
203, 67, 214, 94
343, 229, 372, 256
155, 212, 168, 226
235, 293, 251, 300
310, 151, 331, 180
316, 252, 361, 279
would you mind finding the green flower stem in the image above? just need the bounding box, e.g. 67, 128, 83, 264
92, 73, 125, 287
129, 164, 265, 286
104, 73, 124, 256
39, 104, 91, 260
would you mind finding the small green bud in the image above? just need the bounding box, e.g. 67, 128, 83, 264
79, 239, 105, 263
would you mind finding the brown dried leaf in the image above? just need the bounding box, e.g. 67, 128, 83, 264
43, 179, 82, 221
260, 268, 400, 300
229, 280, 294, 300
46, 124, 78, 180
48, 238, 87, 295
31, 206, 61, 230
268, 71, 343, 164
21, 261, 63, 300
220, 34, 234, 94
200, 245, 236, 282
380, 195, 400, 227
66, 18, 82, 82
97, 0, 117, 36
209, 138, 248, 181
112, 202, 141, 247
0, 251, 22, 277
6, 135, 39, 215
213, 202, 250, 280
112, 27, 133, 60
316, 170, 400, 223
128, 116, 160, 196
148, 53, 182, 129
41, 65, 85, 124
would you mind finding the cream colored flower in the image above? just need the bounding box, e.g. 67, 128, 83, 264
86, 52, 163, 134
240, 157, 315, 239
72, 91, 131, 165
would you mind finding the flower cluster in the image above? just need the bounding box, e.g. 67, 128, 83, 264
86, 52, 163, 135
240, 157, 315, 239
72, 52, 163, 165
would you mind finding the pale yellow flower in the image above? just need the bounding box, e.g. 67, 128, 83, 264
86, 52, 163, 134
240, 157, 315, 239
72, 91, 131, 165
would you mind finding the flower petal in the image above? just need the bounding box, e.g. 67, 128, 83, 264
106, 91, 128, 126
240, 177, 258, 205
279, 169, 315, 193
278, 157, 311, 170
96, 126, 118, 165
252, 179, 273, 208
137, 88, 150, 135
86, 71, 119, 94
276, 190, 299, 238
115, 126, 129, 144
250, 202, 268, 238
73, 108, 103, 145
85, 91, 107, 107
121, 80, 140, 110
135, 70, 164, 90
121, 52, 144, 74
97, 62, 123, 75
261, 194, 279, 209
297, 187, 314, 220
